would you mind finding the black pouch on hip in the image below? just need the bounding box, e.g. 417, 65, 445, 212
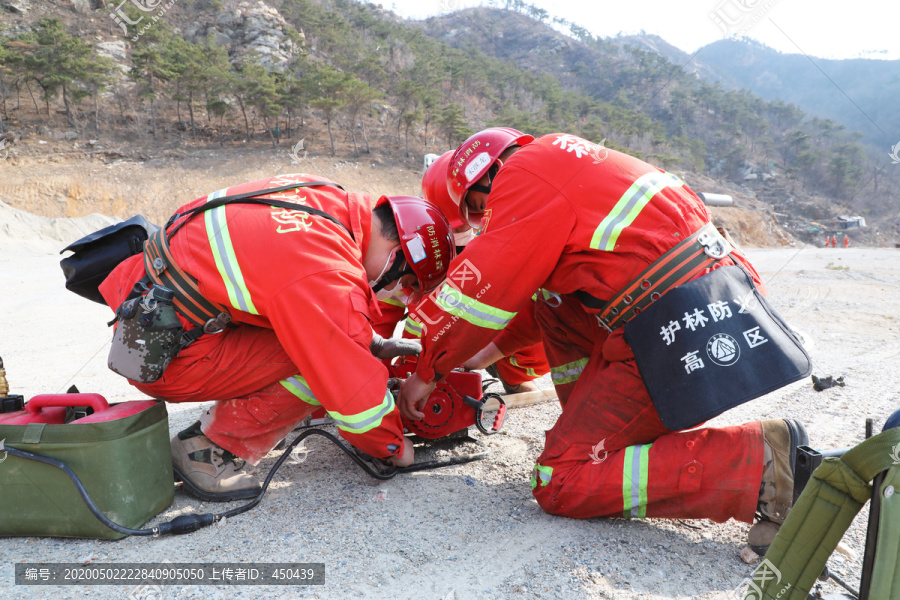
623, 265, 811, 431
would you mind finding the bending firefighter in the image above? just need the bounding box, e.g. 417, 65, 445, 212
399, 128, 809, 552
100, 174, 455, 501
373, 149, 550, 394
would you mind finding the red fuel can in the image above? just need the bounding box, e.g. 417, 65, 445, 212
0, 393, 157, 425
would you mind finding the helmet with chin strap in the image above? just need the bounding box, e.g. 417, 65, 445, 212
374, 195, 456, 303
447, 127, 534, 228
421, 150, 464, 230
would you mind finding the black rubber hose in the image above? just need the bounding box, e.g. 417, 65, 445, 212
4, 427, 489, 536
4, 446, 158, 536
220, 428, 400, 519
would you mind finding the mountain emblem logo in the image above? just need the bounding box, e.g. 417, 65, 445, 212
707, 333, 740, 366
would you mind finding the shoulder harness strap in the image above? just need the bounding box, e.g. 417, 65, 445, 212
144, 180, 349, 335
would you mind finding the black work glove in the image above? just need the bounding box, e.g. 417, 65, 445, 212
369, 334, 421, 359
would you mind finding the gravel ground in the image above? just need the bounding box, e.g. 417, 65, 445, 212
1, 202, 898, 600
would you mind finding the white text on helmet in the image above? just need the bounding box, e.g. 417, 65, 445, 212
465, 153, 492, 182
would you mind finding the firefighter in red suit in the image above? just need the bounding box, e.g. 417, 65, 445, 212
399, 128, 807, 551
373, 150, 550, 393
100, 173, 455, 501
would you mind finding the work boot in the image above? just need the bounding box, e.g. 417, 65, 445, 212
171, 421, 261, 502
748, 418, 809, 554
485, 363, 539, 394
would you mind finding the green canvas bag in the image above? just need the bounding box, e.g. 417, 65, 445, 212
0, 400, 173, 540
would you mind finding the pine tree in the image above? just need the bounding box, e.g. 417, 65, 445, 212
308, 65, 351, 156
130, 23, 178, 138
11, 18, 112, 129
343, 78, 381, 157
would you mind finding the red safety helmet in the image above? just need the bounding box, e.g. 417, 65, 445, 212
421, 150, 464, 230
377, 195, 456, 303
448, 127, 534, 228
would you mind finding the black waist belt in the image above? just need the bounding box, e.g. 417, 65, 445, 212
575, 223, 733, 332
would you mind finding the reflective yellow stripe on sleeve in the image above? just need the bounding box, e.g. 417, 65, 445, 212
204, 189, 259, 315
380, 297, 406, 308
435, 283, 516, 330
590, 172, 684, 251
280, 375, 321, 406
404, 317, 423, 338
283, 376, 395, 434
328, 390, 395, 435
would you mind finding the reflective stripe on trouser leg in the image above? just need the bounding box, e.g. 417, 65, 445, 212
534, 296, 601, 409
622, 444, 652, 518
509, 355, 538, 378
493, 342, 550, 386
531, 463, 553, 490
550, 357, 589, 386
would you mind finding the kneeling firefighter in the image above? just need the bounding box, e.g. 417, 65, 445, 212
400, 128, 813, 552
100, 174, 455, 502
372, 149, 551, 394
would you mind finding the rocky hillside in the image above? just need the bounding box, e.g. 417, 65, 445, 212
0, 0, 897, 246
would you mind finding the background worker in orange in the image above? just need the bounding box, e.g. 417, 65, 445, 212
399, 128, 806, 548
374, 150, 550, 394
100, 173, 455, 501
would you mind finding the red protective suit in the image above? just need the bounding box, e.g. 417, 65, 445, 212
490, 300, 550, 386
373, 282, 550, 385
413, 134, 767, 522
100, 174, 403, 463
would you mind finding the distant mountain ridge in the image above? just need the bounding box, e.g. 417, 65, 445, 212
629, 36, 899, 150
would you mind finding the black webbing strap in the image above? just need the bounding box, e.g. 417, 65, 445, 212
167, 181, 351, 240
576, 223, 733, 332
144, 230, 229, 328
144, 180, 350, 331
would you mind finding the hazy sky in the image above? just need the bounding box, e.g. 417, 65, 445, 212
382, 0, 900, 60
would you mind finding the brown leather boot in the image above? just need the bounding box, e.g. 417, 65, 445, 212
171, 421, 261, 502
748, 418, 809, 554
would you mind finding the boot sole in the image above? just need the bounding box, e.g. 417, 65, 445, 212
172, 464, 261, 503
783, 418, 810, 479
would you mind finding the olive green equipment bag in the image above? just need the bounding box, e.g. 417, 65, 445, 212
0, 396, 173, 540
748, 427, 900, 600
108, 285, 183, 384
